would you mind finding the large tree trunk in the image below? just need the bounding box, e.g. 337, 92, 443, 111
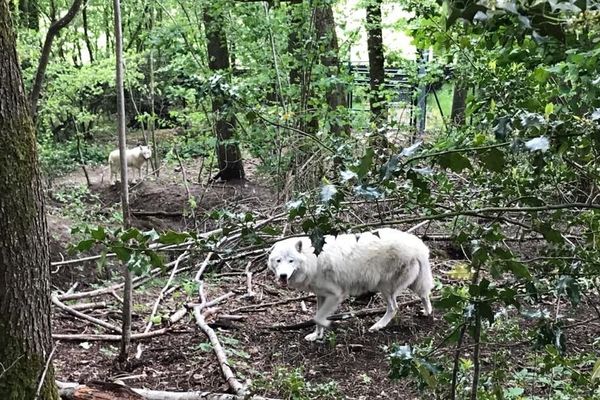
203, 6, 245, 181
0, 1, 59, 398
313, 2, 349, 136
366, 0, 386, 124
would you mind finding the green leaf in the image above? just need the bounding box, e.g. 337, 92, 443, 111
506, 261, 532, 280
112, 246, 131, 262
437, 152, 471, 173
121, 228, 141, 242
159, 231, 190, 245
538, 223, 563, 243
481, 148, 505, 172
90, 226, 106, 241
356, 148, 374, 179
76, 239, 95, 252
445, 263, 472, 280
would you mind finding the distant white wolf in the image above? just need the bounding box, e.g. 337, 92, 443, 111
108, 145, 152, 184
268, 228, 434, 341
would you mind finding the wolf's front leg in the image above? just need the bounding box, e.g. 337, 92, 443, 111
305, 295, 326, 341
312, 295, 343, 329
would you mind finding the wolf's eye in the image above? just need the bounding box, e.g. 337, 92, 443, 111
276, 259, 281, 263
288, 259, 294, 263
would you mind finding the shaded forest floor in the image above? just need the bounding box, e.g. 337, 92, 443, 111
46, 152, 600, 399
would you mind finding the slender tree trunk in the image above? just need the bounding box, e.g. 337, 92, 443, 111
82, 4, 94, 63
203, 6, 245, 181
313, 2, 349, 136
366, 0, 386, 124
451, 83, 467, 125
29, 0, 84, 118
113, 0, 133, 365
0, 1, 58, 398
104, 3, 112, 57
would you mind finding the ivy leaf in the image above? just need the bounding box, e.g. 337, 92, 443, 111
309, 229, 326, 256
400, 141, 422, 157
75, 239, 95, 252
556, 276, 580, 305
381, 154, 400, 180
112, 246, 131, 262
320, 184, 338, 203
159, 231, 190, 245
506, 261, 532, 280
591, 108, 600, 121
438, 152, 471, 173
90, 226, 106, 241
121, 228, 141, 242
538, 222, 563, 243
354, 185, 383, 199
390, 345, 413, 360
481, 148, 505, 172
445, 263, 472, 280
525, 136, 550, 152
356, 148, 374, 179
340, 170, 357, 182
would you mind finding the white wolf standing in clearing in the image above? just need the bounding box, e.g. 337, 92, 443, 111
268, 228, 433, 341
108, 145, 152, 185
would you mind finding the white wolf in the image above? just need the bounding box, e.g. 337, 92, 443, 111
268, 228, 434, 341
108, 145, 152, 184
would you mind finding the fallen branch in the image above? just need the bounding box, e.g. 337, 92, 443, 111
57, 381, 279, 400
52, 294, 122, 333
231, 295, 314, 314
193, 283, 245, 396
53, 307, 188, 342
136, 247, 190, 359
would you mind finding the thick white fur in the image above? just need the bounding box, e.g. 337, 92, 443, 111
268, 228, 434, 341
108, 145, 152, 184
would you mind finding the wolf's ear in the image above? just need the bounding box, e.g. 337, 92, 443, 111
295, 240, 303, 253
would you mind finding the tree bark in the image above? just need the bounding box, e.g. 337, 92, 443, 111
366, 0, 386, 124
0, 0, 59, 398
29, 0, 84, 118
82, 4, 94, 63
113, 0, 133, 365
203, 6, 245, 181
313, 2, 349, 136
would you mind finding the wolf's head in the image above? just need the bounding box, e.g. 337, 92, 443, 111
268, 239, 307, 287
138, 145, 152, 160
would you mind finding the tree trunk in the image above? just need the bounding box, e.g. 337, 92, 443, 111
82, 4, 94, 63
0, 1, 59, 398
313, 2, 349, 136
29, 0, 84, 118
203, 6, 245, 181
451, 83, 467, 125
366, 0, 386, 124
113, 0, 133, 365
19, 0, 39, 30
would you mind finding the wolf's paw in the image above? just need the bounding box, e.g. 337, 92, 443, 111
305, 331, 323, 341
368, 323, 384, 332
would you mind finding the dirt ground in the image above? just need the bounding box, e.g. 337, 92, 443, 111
47, 156, 600, 399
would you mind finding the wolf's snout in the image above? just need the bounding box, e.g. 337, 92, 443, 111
278, 273, 289, 286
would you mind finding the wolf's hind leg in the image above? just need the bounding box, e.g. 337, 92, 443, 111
369, 294, 397, 332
